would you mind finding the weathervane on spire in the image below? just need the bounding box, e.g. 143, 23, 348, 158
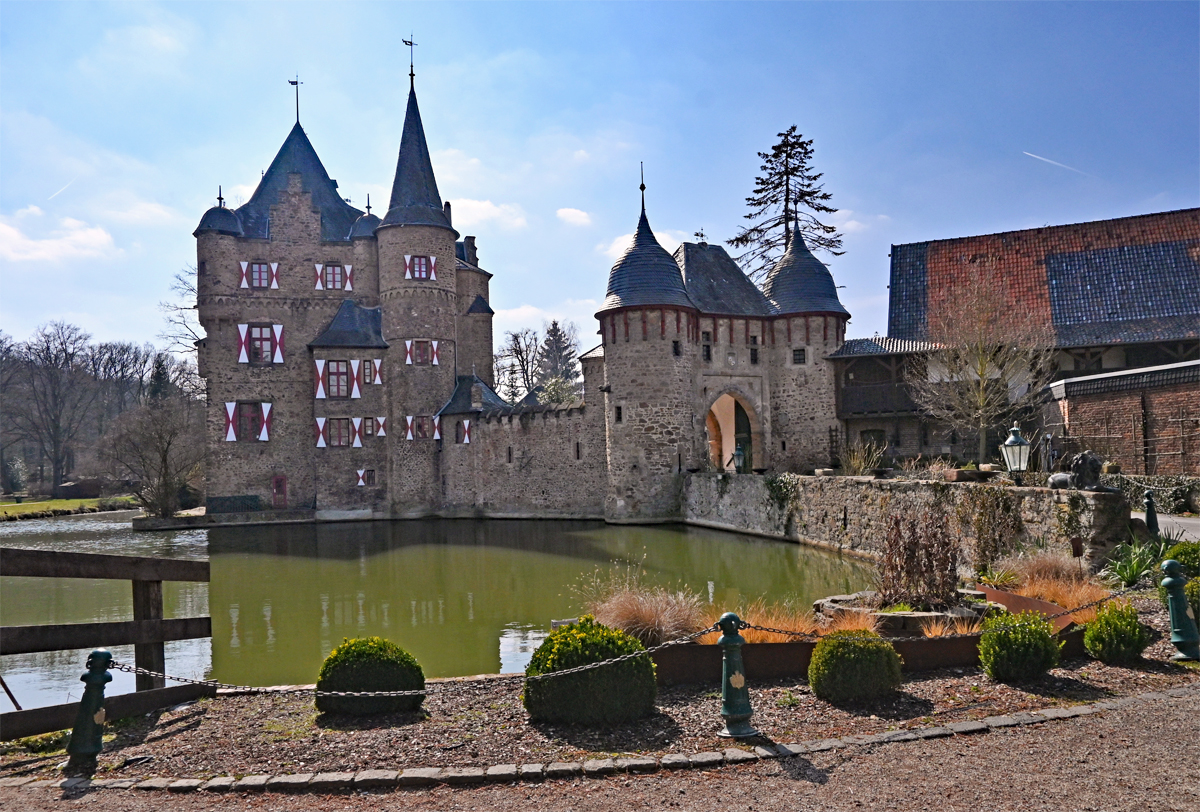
403, 36, 417, 84
288, 75, 303, 122
217, 186, 224, 208
639, 162, 646, 210
365, 193, 371, 215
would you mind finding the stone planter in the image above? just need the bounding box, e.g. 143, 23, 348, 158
812, 590, 991, 638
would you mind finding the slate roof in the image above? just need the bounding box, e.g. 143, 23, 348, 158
600, 207, 695, 312
826, 336, 942, 358
465, 294, 494, 315
579, 344, 604, 361
437, 374, 510, 416
348, 211, 381, 239
1045, 359, 1200, 400
888, 209, 1200, 348
674, 243, 774, 317
308, 300, 388, 348
231, 122, 363, 242
761, 228, 850, 317
194, 205, 243, 237
381, 84, 456, 235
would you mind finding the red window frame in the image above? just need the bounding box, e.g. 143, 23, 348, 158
361, 358, 374, 384
248, 324, 274, 365
327, 360, 350, 398
236, 402, 263, 441
363, 417, 375, 437
413, 416, 433, 439
412, 340, 432, 365
323, 264, 344, 290
327, 418, 351, 447
411, 256, 430, 280
249, 263, 270, 289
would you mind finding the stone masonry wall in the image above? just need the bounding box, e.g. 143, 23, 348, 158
683, 473, 1131, 570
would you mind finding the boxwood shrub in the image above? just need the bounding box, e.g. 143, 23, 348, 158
523, 615, 656, 725
979, 611, 1061, 683
315, 637, 424, 716
807, 629, 903, 704
1084, 601, 1150, 664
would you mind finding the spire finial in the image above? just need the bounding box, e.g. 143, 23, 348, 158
639, 162, 646, 211
403, 36, 416, 85
365, 193, 371, 215
288, 75, 303, 122
217, 186, 224, 208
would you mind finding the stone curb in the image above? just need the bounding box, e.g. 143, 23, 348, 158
5, 683, 1196, 794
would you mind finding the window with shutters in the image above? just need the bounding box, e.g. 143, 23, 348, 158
411, 340, 432, 365
363, 416, 374, 437
328, 418, 352, 447
236, 402, 263, 441
793, 348, 806, 365
248, 324, 274, 365
361, 469, 377, 486
323, 264, 344, 290
249, 263, 270, 289
411, 255, 431, 280
361, 359, 375, 384
326, 361, 350, 398
412, 416, 434, 439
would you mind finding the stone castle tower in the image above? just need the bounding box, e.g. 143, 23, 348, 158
194, 80, 848, 524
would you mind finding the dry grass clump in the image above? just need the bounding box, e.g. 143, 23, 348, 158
920, 615, 984, 638
1014, 578, 1110, 624
577, 567, 707, 647
994, 551, 1087, 585
696, 602, 881, 644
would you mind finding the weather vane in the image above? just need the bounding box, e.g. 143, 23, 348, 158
640, 162, 646, 209
403, 36, 417, 83
217, 186, 224, 208
288, 75, 303, 122
365, 193, 372, 215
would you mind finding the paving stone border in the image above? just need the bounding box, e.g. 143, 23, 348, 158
3, 684, 1197, 795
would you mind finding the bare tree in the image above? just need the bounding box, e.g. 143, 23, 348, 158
104, 395, 206, 518
495, 328, 541, 401
906, 275, 1057, 463
8, 323, 101, 493
159, 268, 205, 359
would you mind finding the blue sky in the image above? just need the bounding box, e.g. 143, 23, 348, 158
2, 1, 1196, 350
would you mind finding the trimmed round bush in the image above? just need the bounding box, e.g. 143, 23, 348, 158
523, 615, 656, 725
1084, 601, 1150, 664
315, 637, 424, 716
807, 629, 903, 704
979, 610, 1061, 683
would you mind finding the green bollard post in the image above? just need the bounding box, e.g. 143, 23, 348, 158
1161, 561, 1199, 662
716, 612, 759, 738
1144, 490, 1159, 537
65, 649, 113, 775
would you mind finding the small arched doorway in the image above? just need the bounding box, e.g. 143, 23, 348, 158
707, 393, 756, 472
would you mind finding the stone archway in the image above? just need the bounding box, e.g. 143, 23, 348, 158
706, 392, 760, 472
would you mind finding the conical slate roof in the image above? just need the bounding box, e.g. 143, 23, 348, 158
194, 205, 243, 237
234, 122, 362, 242
600, 207, 695, 312
761, 227, 850, 317
381, 85, 456, 234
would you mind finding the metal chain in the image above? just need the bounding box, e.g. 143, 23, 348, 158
525, 623, 719, 681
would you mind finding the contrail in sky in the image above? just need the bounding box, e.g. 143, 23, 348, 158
1022, 152, 1095, 178
48, 178, 76, 199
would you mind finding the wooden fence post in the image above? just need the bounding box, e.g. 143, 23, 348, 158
132, 580, 165, 690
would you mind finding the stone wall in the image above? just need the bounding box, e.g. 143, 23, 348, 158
683, 473, 1131, 569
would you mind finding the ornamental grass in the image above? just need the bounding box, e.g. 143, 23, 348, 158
1014, 578, 1110, 625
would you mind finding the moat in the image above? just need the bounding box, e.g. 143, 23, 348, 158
0, 511, 873, 710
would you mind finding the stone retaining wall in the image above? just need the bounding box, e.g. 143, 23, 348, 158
683, 473, 1131, 569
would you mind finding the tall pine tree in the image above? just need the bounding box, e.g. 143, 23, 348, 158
535, 320, 580, 384
727, 126, 842, 281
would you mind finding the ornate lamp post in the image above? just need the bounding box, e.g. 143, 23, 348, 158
1000, 422, 1030, 486
728, 445, 746, 474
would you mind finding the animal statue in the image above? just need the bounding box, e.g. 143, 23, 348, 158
1046, 450, 1121, 493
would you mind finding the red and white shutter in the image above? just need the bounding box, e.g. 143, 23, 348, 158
269, 262, 279, 289
356, 469, 367, 487
314, 359, 327, 399
376, 417, 387, 437
405, 416, 414, 440
344, 265, 353, 292
404, 255, 412, 280
237, 324, 249, 363
239, 261, 249, 289
224, 403, 238, 442
314, 417, 327, 448
429, 256, 437, 280
351, 417, 363, 447
404, 340, 413, 365
350, 360, 362, 399
373, 359, 383, 383
259, 403, 272, 441
432, 415, 441, 440
431, 341, 440, 366
462, 419, 471, 444
272, 324, 285, 364
314, 264, 324, 290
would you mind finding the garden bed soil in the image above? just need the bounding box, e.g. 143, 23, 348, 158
1, 597, 1194, 782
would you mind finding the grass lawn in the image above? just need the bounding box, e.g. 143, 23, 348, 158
0, 497, 136, 516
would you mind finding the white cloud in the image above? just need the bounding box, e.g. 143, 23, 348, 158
432, 149, 484, 186
100, 198, 178, 225
556, 207, 591, 226
830, 210, 890, 235
597, 229, 688, 260
77, 19, 191, 79
493, 298, 601, 345
0, 216, 118, 262
450, 199, 527, 229
15, 205, 43, 218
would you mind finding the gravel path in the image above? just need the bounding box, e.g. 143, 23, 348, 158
6, 688, 1198, 811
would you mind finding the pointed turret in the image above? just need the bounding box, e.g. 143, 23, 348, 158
234, 122, 362, 241
381, 84, 456, 234
600, 206, 694, 312
762, 226, 850, 317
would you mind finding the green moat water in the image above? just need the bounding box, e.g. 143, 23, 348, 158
0, 512, 873, 710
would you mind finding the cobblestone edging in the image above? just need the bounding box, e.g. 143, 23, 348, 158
3, 684, 1197, 795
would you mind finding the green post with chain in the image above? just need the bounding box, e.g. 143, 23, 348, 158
716, 612, 759, 738
65, 649, 112, 775
1143, 490, 1159, 537
1161, 560, 1199, 661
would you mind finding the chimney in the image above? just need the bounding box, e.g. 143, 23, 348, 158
470, 382, 483, 409
464, 236, 478, 266
443, 201, 452, 226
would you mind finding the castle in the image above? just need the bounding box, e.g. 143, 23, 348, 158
194, 78, 850, 523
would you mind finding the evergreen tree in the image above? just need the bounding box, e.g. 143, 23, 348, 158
535, 320, 580, 386
727, 126, 842, 281
147, 354, 173, 401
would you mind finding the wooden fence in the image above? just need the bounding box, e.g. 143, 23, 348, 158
0, 547, 214, 740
